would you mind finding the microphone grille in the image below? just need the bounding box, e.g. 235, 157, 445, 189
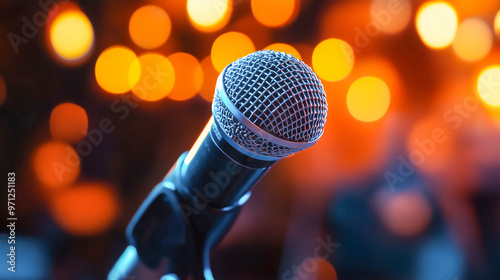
213, 50, 328, 158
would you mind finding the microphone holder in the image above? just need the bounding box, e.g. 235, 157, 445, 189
109, 152, 249, 280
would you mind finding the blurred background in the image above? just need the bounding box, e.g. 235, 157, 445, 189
1, 0, 500, 279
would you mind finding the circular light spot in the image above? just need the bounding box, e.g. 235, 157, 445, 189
95, 46, 141, 94
33, 141, 80, 190
452, 18, 492, 62
199, 55, 219, 102
0, 76, 6, 106
187, 0, 232, 32
49, 9, 94, 63
312, 38, 354, 82
347, 76, 390, 122
211, 32, 255, 72
50, 103, 88, 143
495, 10, 500, 35
477, 66, 500, 107
251, 0, 297, 28
370, 0, 412, 34
416, 1, 458, 49
129, 5, 171, 49
264, 43, 301, 60
50, 182, 119, 236
130, 53, 175, 102
167, 52, 203, 101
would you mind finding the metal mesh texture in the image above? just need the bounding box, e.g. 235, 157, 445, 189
213, 50, 328, 158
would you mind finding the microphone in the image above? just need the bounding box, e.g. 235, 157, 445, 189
108, 50, 328, 280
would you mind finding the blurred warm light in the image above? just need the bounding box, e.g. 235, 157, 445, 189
316, 259, 338, 280
406, 117, 455, 175
167, 52, 203, 101
199, 56, 219, 102
319, 1, 371, 45
0, 76, 6, 106
477, 65, 500, 107
130, 53, 175, 102
49, 8, 94, 63
450, 0, 500, 17
33, 141, 80, 190
370, 0, 412, 34
452, 18, 492, 62
95, 46, 141, 94
347, 76, 390, 122
129, 5, 171, 49
50, 182, 119, 236
187, 0, 232, 32
264, 43, 301, 60
312, 38, 354, 82
251, 0, 298, 28
211, 32, 255, 72
495, 10, 500, 35
50, 103, 88, 143
416, 1, 458, 49
380, 190, 432, 237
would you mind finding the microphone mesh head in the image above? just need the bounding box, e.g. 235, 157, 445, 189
213, 50, 328, 158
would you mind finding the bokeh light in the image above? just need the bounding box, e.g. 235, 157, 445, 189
50, 182, 119, 236
452, 18, 492, 62
49, 8, 94, 64
347, 76, 391, 122
50, 103, 88, 143
0, 76, 6, 106
166, 52, 203, 101
477, 65, 500, 107
312, 38, 354, 82
251, 0, 298, 28
379, 190, 432, 237
450, 0, 500, 18
264, 43, 301, 60
130, 53, 175, 102
495, 10, 500, 35
416, 1, 458, 49
187, 0, 232, 32
199, 55, 219, 102
129, 5, 171, 49
33, 141, 80, 190
95, 46, 141, 94
370, 0, 412, 34
211, 32, 255, 72
316, 259, 338, 280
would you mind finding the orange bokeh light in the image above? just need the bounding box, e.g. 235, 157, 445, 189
167, 52, 203, 101
264, 43, 301, 60
50, 182, 119, 236
33, 141, 80, 190
131, 53, 175, 102
452, 18, 493, 62
0, 76, 6, 106
95, 46, 141, 94
129, 5, 171, 49
199, 55, 219, 102
211, 32, 255, 72
312, 38, 354, 82
370, 0, 412, 34
251, 0, 298, 28
50, 103, 88, 143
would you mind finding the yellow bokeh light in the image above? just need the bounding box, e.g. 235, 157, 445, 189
495, 10, 500, 35
312, 38, 354, 82
167, 52, 203, 101
251, 0, 297, 28
49, 9, 94, 62
416, 1, 458, 49
130, 53, 175, 102
95, 46, 141, 94
477, 66, 500, 107
347, 76, 391, 122
129, 5, 171, 49
264, 43, 301, 60
370, 0, 412, 34
187, 0, 232, 32
211, 32, 255, 72
452, 18, 492, 62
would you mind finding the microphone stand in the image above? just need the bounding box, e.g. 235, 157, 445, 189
108, 152, 250, 280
